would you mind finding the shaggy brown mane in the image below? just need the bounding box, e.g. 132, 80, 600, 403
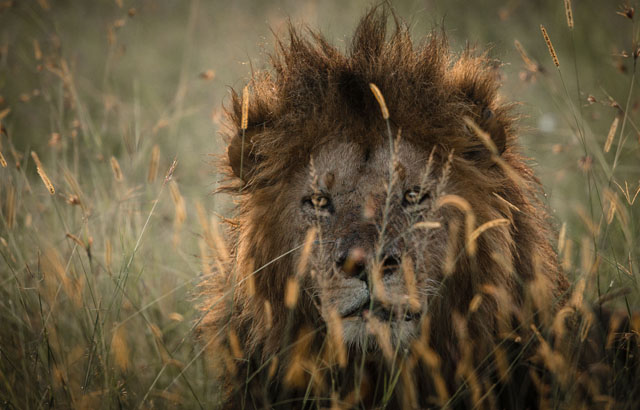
225, 8, 513, 190
197, 7, 593, 409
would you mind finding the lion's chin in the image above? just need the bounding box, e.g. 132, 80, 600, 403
339, 314, 419, 351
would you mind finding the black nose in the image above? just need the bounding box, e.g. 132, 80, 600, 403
337, 247, 367, 281
336, 245, 402, 282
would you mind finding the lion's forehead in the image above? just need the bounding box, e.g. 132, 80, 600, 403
310, 140, 434, 191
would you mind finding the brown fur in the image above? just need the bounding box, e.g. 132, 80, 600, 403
198, 8, 584, 409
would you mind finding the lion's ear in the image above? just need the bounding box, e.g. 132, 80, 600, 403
228, 131, 260, 182
463, 106, 508, 164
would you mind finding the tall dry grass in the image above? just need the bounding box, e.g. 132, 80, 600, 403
0, 0, 638, 408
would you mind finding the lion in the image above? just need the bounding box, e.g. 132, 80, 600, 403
198, 8, 637, 409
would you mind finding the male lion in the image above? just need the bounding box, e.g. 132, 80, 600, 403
199, 8, 637, 410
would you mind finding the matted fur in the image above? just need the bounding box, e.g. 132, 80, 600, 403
198, 8, 582, 409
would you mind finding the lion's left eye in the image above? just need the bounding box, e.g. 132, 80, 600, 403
311, 195, 329, 208
403, 187, 430, 206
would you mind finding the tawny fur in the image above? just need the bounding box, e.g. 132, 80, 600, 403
195, 8, 604, 409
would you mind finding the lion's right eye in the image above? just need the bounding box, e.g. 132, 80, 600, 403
303, 194, 332, 211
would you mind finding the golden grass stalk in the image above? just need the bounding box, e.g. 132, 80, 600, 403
296, 227, 317, 276
576, 206, 598, 236
530, 324, 569, 387
514, 40, 539, 72
564, 0, 574, 29
148, 144, 160, 183
198, 239, 212, 277
284, 277, 299, 309
579, 236, 594, 275
220, 345, 237, 376
65, 232, 85, 248
463, 116, 528, 189
412, 221, 441, 230
246, 267, 256, 296
169, 312, 184, 322
412, 341, 449, 404
196, 201, 229, 273
552, 306, 575, 339
558, 222, 567, 253
264, 300, 273, 330
105, 239, 112, 271
228, 329, 243, 359
493, 346, 511, 384
110, 156, 123, 181
369, 83, 389, 119
63, 168, 89, 215
468, 294, 483, 313
604, 116, 619, 153
267, 356, 279, 380
597, 287, 632, 306
149, 324, 173, 365
436, 194, 477, 255
164, 157, 177, 185
37, 166, 55, 195
402, 256, 421, 312
493, 192, 521, 212
0, 107, 10, 121
540, 25, 560, 68
463, 116, 498, 154
169, 181, 186, 221
283, 327, 315, 388
170, 181, 186, 246
400, 366, 419, 409
111, 324, 130, 371
241, 85, 249, 130
604, 189, 619, 224
33, 39, 42, 60
364, 313, 394, 363
30, 150, 43, 168
327, 308, 347, 368
469, 218, 510, 243
562, 238, 573, 271
615, 180, 640, 205
371, 261, 390, 304
0, 150, 7, 168
5, 183, 15, 229
443, 219, 460, 275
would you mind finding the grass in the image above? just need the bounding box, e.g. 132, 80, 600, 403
1, 0, 639, 408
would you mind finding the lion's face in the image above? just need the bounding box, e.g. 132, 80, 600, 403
286, 140, 449, 349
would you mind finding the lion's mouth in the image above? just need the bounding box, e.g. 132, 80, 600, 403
341, 298, 419, 322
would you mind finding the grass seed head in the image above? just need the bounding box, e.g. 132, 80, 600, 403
540, 25, 560, 67
241, 85, 249, 130
564, 0, 574, 29
148, 144, 160, 183
110, 156, 123, 181
111, 324, 130, 371
264, 300, 273, 330
37, 166, 55, 195
369, 83, 389, 119
604, 116, 619, 153
284, 277, 299, 309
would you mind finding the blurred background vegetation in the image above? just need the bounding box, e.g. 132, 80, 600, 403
0, 0, 638, 408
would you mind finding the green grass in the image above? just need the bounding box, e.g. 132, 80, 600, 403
0, 0, 638, 408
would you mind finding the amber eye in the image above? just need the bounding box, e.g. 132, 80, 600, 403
304, 194, 332, 210
403, 187, 429, 206
311, 195, 329, 208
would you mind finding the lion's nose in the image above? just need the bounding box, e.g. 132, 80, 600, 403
336, 246, 367, 281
